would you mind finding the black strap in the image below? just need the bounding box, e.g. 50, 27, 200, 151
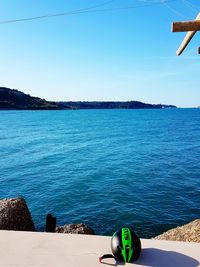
99, 254, 116, 263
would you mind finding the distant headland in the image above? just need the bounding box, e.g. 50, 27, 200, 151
0, 87, 177, 110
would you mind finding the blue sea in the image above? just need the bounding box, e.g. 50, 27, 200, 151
0, 109, 200, 238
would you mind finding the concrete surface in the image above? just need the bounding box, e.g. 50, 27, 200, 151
0, 230, 199, 267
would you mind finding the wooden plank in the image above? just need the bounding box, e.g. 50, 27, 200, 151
176, 31, 196, 56
172, 20, 200, 32
175, 13, 200, 56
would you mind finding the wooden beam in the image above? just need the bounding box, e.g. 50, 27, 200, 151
174, 13, 200, 56
176, 31, 196, 56
172, 20, 200, 32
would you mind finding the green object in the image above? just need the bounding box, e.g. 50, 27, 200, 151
121, 228, 133, 262
111, 227, 141, 263
99, 227, 141, 264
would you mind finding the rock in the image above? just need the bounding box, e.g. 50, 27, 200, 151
56, 223, 95, 235
154, 219, 200, 243
0, 197, 35, 231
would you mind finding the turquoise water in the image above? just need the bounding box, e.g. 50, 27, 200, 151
0, 109, 200, 237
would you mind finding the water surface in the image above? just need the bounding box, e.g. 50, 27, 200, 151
0, 109, 200, 237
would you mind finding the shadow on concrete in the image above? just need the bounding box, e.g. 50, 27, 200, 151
135, 248, 199, 267
100, 259, 125, 266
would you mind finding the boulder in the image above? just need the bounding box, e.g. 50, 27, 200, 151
56, 223, 95, 235
154, 219, 200, 242
0, 197, 35, 231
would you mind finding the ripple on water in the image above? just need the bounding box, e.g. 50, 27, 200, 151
0, 109, 200, 237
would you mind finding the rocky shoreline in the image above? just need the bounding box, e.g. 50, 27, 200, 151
154, 219, 200, 243
0, 197, 94, 235
0, 197, 35, 231
0, 197, 199, 242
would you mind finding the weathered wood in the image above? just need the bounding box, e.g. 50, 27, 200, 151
175, 13, 200, 56
172, 21, 200, 32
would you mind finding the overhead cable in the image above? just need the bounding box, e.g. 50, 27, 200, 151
0, 0, 177, 25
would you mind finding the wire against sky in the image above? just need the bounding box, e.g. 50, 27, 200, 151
182, 0, 200, 12
162, 0, 189, 19
0, 0, 177, 25
0, 0, 115, 24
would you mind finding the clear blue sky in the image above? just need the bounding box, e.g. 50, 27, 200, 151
0, 0, 200, 107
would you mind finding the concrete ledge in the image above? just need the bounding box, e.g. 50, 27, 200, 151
0, 230, 199, 267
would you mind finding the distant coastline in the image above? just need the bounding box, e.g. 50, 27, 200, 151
0, 87, 177, 110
